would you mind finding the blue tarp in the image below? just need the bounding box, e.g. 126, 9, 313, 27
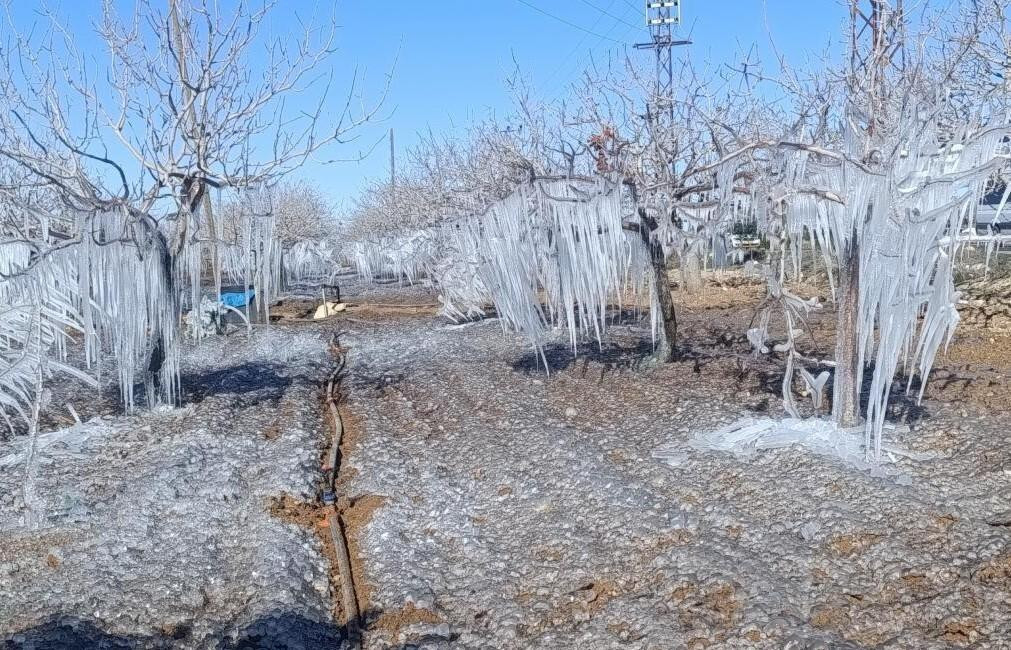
221, 289, 255, 308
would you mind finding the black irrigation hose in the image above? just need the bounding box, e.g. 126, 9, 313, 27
322, 334, 361, 647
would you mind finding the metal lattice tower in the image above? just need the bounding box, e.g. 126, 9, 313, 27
635, 1, 689, 122
849, 0, 906, 143
850, 1, 905, 81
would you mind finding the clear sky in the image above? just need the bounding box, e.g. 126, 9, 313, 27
7, 1, 858, 205
324, 0, 853, 204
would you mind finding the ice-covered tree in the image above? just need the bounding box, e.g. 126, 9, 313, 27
340, 61, 756, 363
568, 58, 770, 361
0, 0, 384, 410
702, 0, 1011, 459
0, 0, 384, 525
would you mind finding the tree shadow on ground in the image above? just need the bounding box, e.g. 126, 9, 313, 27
3, 611, 348, 650
748, 357, 930, 425
4, 609, 454, 650
511, 338, 658, 375
178, 362, 294, 406
32, 361, 297, 427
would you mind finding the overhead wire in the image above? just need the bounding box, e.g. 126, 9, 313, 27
538, 1, 644, 103
540, 0, 615, 91
512, 0, 626, 44
576, 0, 641, 30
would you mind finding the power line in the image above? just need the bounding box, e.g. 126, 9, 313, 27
576, 0, 640, 30
540, 0, 614, 89
543, 20, 640, 105
513, 0, 625, 44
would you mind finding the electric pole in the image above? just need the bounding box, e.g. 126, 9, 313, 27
849, 0, 905, 127
389, 128, 396, 191
635, 1, 690, 181
850, 0, 905, 78
634, 1, 690, 126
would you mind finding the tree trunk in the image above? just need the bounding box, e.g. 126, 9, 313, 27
22, 329, 44, 529
638, 208, 678, 362
832, 234, 861, 427
139, 214, 177, 408
202, 190, 221, 300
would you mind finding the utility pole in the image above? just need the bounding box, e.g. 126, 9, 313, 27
632, 2, 691, 358
389, 127, 396, 191
634, 1, 690, 127
849, 0, 905, 130
635, 1, 690, 184
850, 1, 905, 78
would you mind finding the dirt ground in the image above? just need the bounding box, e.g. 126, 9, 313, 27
333, 274, 1011, 649
3, 272, 1010, 649
0, 326, 347, 649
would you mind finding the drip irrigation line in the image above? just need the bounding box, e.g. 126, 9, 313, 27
344, 302, 441, 309
322, 335, 362, 647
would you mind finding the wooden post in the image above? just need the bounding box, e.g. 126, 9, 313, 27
389, 127, 395, 190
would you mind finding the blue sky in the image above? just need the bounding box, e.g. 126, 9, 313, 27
325, 0, 853, 204
8, 1, 856, 205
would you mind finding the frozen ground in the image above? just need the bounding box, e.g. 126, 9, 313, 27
340, 287, 1011, 649
0, 326, 344, 649
2, 278, 1010, 649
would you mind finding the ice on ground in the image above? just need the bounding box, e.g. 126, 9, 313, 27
670, 416, 939, 480
0, 325, 344, 649
336, 290, 1011, 649
0, 419, 119, 469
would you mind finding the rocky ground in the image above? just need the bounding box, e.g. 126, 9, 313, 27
2, 274, 1011, 649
